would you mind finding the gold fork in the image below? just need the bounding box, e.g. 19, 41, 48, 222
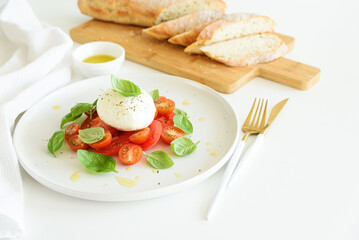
206, 98, 268, 220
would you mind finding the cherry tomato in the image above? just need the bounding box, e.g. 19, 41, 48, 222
89, 131, 112, 150
161, 126, 185, 144
154, 108, 158, 120
155, 98, 175, 115
139, 120, 162, 151
94, 131, 133, 156
164, 112, 175, 120
155, 115, 174, 128
65, 123, 79, 139
118, 144, 143, 165
129, 127, 150, 144
67, 134, 89, 151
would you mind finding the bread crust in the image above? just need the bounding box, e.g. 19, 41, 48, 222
201, 33, 288, 67
143, 10, 223, 40
78, 0, 226, 27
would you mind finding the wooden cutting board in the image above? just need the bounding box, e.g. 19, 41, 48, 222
70, 20, 320, 94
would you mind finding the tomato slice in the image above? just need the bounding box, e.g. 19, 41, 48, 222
155, 115, 174, 128
89, 131, 112, 150
65, 123, 79, 139
81, 116, 92, 129
118, 144, 143, 165
89, 117, 118, 135
129, 127, 150, 144
155, 98, 175, 115
67, 134, 89, 151
94, 131, 133, 156
161, 126, 185, 144
139, 120, 162, 151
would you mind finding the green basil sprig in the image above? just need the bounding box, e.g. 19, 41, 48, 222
77, 150, 118, 173
71, 103, 93, 117
171, 137, 199, 156
79, 127, 105, 144
48, 130, 65, 157
173, 108, 188, 117
111, 75, 141, 97
149, 89, 159, 102
61, 112, 82, 129
60, 100, 97, 128
144, 151, 174, 169
173, 114, 193, 134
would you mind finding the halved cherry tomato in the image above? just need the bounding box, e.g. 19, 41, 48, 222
94, 131, 133, 156
164, 112, 175, 120
89, 117, 118, 135
154, 108, 158, 120
155, 115, 174, 128
118, 144, 143, 165
129, 127, 150, 144
65, 123, 79, 139
67, 134, 89, 151
155, 98, 175, 115
89, 131, 112, 150
139, 120, 162, 151
161, 126, 185, 144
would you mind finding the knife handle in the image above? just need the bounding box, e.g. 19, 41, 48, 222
227, 133, 265, 190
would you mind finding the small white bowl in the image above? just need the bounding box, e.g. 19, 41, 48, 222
72, 41, 125, 78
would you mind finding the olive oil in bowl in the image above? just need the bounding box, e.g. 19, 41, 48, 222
83, 55, 116, 63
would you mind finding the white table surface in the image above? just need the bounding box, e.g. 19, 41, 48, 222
8, 0, 359, 239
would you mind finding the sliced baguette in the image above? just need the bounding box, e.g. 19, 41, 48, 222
143, 10, 224, 40
201, 33, 287, 67
185, 13, 276, 54
78, 0, 226, 27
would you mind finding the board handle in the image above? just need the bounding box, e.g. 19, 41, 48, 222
258, 57, 320, 90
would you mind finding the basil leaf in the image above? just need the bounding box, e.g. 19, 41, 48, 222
173, 114, 193, 134
79, 127, 105, 144
48, 130, 65, 157
149, 89, 159, 102
171, 137, 200, 156
92, 98, 98, 107
173, 108, 188, 117
71, 103, 93, 117
60, 112, 82, 128
111, 75, 141, 97
144, 151, 174, 169
77, 150, 118, 173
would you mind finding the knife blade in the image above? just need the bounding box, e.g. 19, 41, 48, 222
261, 98, 289, 135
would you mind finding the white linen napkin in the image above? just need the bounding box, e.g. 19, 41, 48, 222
0, 0, 73, 238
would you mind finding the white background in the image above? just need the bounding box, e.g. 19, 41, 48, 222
6, 0, 359, 239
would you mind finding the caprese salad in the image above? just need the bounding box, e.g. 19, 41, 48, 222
47, 75, 200, 173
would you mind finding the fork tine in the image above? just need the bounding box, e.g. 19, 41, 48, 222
260, 99, 268, 129
243, 98, 257, 126
250, 98, 261, 127
254, 99, 264, 128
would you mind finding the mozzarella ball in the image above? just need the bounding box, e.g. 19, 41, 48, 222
97, 88, 156, 131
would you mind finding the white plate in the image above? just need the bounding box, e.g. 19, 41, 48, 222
14, 73, 239, 201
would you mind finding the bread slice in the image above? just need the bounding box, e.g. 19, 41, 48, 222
168, 19, 217, 46
78, 0, 226, 27
201, 33, 287, 67
184, 13, 276, 54
143, 10, 224, 40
